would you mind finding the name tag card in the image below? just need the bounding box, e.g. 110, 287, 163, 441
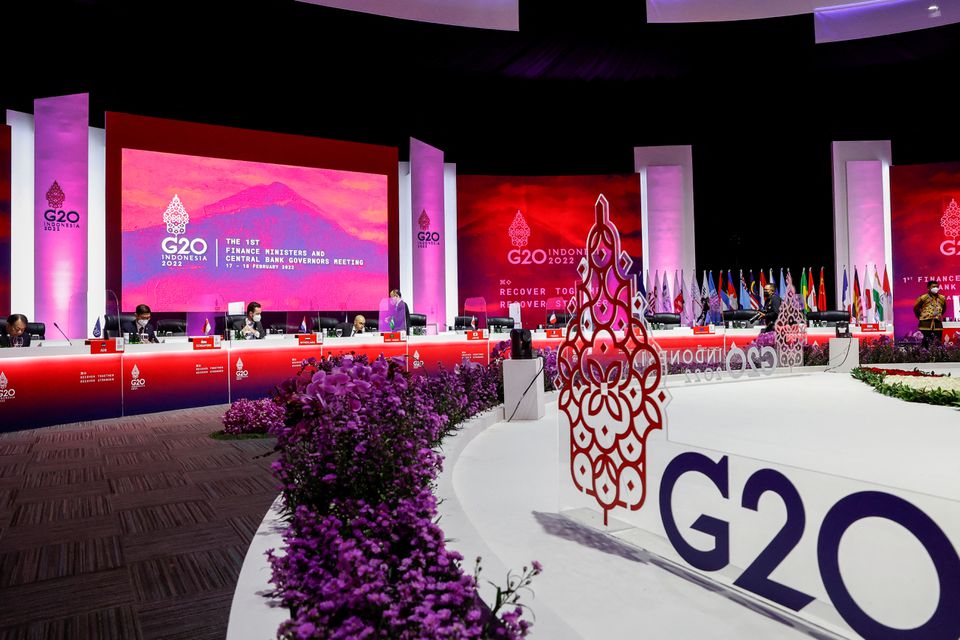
190, 336, 222, 350
85, 338, 124, 354
545, 328, 563, 338
693, 325, 716, 335
382, 331, 404, 343
859, 323, 883, 332
465, 330, 485, 341
297, 333, 319, 346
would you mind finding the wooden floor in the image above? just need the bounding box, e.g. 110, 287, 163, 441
0, 407, 280, 640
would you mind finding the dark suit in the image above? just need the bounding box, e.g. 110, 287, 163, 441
240, 318, 265, 340
121, 320, 158, 343
0, 333, 31, 348
759, 294, 781, 333
384, 300, 410, 332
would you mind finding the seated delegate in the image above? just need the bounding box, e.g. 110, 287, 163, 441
122, 304, 159, 343
0, 314, 32, 348
240, 301, 265, 339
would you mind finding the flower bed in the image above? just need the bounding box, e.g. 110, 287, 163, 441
266, 354, 539, 639
851, 366, 960, 408
218, 397, 286, 437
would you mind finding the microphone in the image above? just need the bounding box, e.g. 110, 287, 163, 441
53, 322, 73, 346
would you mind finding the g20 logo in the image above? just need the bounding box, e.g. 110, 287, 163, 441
507, 248, 547, 265
43, 209, 80, 224
130, 377, 146, 388
417, 231, 440, 242
0, 389, 15, 400
939, 240, 960, 256
660, 453, 960, 640
161, 237, 208, 255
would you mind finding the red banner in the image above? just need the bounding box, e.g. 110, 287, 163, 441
229, 344, 322, 401
122, 349, 229, 415
409, 340, 488, 375
457, 174, 642, 327
0, 353, 122, 431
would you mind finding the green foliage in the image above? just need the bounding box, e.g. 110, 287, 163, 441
851, 367, 960, 408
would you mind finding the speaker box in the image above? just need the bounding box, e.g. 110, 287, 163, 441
510, 328, 533, 359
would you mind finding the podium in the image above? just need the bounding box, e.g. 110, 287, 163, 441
503, 357, 545, 421
828, 337, 859, 372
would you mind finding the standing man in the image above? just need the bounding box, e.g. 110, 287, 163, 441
386, 289, 409, 332
241, 301, 265, 339
757, 283, 781, 333
0, 314, 31, 347
914, 280, 947, 348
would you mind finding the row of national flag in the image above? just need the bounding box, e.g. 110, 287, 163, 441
637, 265, 891, 326
840, 264, 892, 324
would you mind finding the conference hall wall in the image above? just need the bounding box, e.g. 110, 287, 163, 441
457, 174, 642, 326
891, 161, 960, 336
105, 113, 399, 313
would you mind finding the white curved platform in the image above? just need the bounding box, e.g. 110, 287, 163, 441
440, 392, 816, 638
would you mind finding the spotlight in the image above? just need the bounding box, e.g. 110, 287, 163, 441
929, 4, 941, 17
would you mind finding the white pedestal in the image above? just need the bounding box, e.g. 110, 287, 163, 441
828, 337, 859, 372
503, 357, 545, 421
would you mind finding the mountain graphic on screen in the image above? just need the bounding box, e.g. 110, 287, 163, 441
122, 181, 388, 311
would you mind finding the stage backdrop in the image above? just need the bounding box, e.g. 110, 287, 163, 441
120, 149, 388, 312
457, 174, 642, 325
0, 125, 10, 317
891, 162, 960, 336
106, 113, 399, 313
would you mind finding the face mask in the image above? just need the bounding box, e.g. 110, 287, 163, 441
137, 319, 149, 328
931, 288, 940, 295
253, 314, 262, 322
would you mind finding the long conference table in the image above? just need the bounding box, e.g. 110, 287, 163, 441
0, 326, 894, 432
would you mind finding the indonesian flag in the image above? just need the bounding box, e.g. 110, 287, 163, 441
807, 267, 818, 312
818, 267, 827, 312
852, 267, 862, 323
759, 270, 768, 306
673, 270, 684, 314
549, 311, 557, 325
202, 318, 211, 335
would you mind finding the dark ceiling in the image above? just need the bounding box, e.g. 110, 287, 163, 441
4, 0, 959, 292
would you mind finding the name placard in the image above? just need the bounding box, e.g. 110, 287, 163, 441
190, 336, 221, 350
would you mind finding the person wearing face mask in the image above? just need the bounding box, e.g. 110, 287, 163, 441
385, 289, 410, 332
914, 280, 947, 348
241, 301, 265, 339
755, 284, 781, 333
124, 304, 158, 343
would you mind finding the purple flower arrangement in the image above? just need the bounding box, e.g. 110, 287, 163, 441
267, 354, 537, 638
222, 397, 287, 435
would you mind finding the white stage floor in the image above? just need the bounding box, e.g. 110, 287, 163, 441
440, 370, 960, 639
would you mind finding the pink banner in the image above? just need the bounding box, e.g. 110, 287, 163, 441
34, 93, 89, 337
410, 138, 446, 329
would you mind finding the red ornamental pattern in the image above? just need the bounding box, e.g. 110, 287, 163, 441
46, 180, 65, 209
418, 209, 430, 231
558, 195, 667, 525
941, 199, 960, 239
